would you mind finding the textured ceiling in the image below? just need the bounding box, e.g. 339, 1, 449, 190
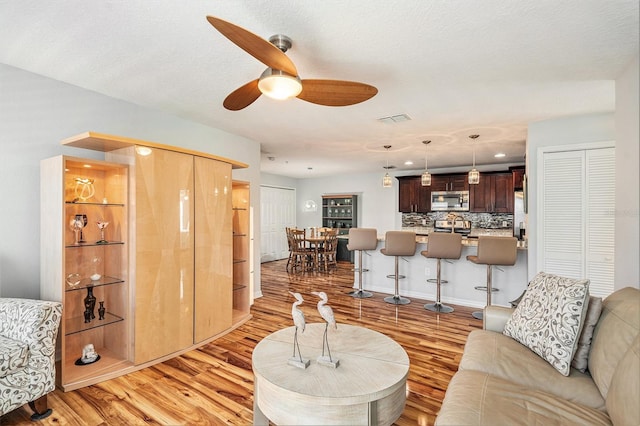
1, 1, 637, 178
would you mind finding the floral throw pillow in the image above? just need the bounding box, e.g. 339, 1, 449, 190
503, 272, 590, 376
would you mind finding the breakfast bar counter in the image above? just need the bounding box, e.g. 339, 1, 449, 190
343, 231, 528, 309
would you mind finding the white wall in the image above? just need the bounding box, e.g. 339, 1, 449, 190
0, 63, 262, 298
261, 172, 297, 189
527, 113, 618, 281
614, 55, 640, 288
296, 171, 401, 234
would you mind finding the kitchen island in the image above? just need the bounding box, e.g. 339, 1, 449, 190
342, 231, 528, 309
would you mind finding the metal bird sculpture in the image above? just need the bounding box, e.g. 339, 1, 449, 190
312, 291, 339, 367
288, 291, 310, 368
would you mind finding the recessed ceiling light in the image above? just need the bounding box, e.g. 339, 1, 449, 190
404, 160, 413, 165
494, 153, 506, 158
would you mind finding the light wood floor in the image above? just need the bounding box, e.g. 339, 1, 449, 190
2, 260, 480, 425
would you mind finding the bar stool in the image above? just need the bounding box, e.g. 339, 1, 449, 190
381, 231, 417, 305
420, 232, 462, 313
346, 228, 378, 298
466, 236, 518, 320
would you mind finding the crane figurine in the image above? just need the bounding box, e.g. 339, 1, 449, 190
311, 291, 340, 368
288, 291, 310, 369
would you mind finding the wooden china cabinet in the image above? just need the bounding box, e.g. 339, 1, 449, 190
41, 132, 251, 390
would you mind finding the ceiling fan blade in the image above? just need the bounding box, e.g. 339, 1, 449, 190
206, 16, 298, 76
297, 80, 378, 106
223, 80, 262, 111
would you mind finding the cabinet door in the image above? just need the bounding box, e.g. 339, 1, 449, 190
493, 173, 514, 213
469, 177, 491, 212
429, 175, 449, 192
416, 183, 431, 212
512, 168, 525, 190
449, 174, 470, 191
134, 148, 195, 364
398, 177, 416, 212
194, 157, 232, 343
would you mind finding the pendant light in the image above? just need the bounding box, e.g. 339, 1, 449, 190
382, 145, 392, 188
421, 140, 432, 186
468, 134, 480, 185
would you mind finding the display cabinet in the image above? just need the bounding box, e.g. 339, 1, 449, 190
322, 195, 357, 261
41, 156, 131, 391
232, 181, 251, 322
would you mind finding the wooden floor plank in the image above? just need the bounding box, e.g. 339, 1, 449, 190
1, 259, 479, 425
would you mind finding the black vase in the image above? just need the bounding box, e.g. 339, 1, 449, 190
98, 301, 105, 320
84, 286, 96, 320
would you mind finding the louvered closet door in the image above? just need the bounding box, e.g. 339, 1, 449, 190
540, 147, 615, 298
585, 148, 615, 297
540, 150, 586, 278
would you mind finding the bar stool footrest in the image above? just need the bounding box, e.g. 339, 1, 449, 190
474, 286, 499, 292
351, 268, 370, 273
427, 278, 448, 284
384, 295, 411, 305
386, 274, 406, 279
472, 311, 484, 320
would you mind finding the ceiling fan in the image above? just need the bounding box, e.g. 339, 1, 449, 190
206, 16, 378, 111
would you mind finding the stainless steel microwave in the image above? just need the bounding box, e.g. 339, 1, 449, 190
430, 191, 469, 211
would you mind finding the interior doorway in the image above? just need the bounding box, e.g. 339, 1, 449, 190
260, 185, 296, 262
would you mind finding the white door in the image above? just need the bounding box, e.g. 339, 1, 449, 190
538, 144, 615, 297
260, 186, 296, 262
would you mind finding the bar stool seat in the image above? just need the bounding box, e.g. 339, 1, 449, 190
347, 228, 378, 298
466, 236, 517, 320
420, 232, 462, 313
381, 231, 416, 305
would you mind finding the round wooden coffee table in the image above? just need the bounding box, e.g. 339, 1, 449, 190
252, 323, 409, 425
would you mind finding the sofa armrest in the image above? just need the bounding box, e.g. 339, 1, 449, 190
483, 306, 514, 332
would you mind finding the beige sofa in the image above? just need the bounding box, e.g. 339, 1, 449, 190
436, 287, 639, 425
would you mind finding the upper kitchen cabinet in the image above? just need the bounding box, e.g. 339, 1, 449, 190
430, 174, 469, 192
397, 176, 430, 213
511, 166, 526, 191
469, 172, 514, 213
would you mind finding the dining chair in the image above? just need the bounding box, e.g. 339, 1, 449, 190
318, 228, 339, 271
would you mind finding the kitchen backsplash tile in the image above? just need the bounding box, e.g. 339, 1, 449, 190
402, 212, 513, 229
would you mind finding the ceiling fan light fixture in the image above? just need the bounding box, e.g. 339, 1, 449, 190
258, 68, 302, 100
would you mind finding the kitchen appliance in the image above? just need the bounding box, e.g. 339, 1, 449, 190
430, 191, 469, 211
433, 218, 472, 235
514, 190, 526, 240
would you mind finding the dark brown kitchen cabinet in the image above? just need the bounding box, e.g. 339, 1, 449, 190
511, 166, 525, 191
470, 172, 513, 213
397, 176, 430, 212
430, 174, 469, 192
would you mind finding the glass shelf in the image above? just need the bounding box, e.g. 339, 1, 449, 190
65, 201, 125, 207
65, 276, 125, 293
65, 312, 124, 336
66, 241, 124, 248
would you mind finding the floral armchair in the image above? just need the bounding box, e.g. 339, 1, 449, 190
0, 298, 62, 420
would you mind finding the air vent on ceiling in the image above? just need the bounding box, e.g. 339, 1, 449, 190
377, 114, 412, 124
